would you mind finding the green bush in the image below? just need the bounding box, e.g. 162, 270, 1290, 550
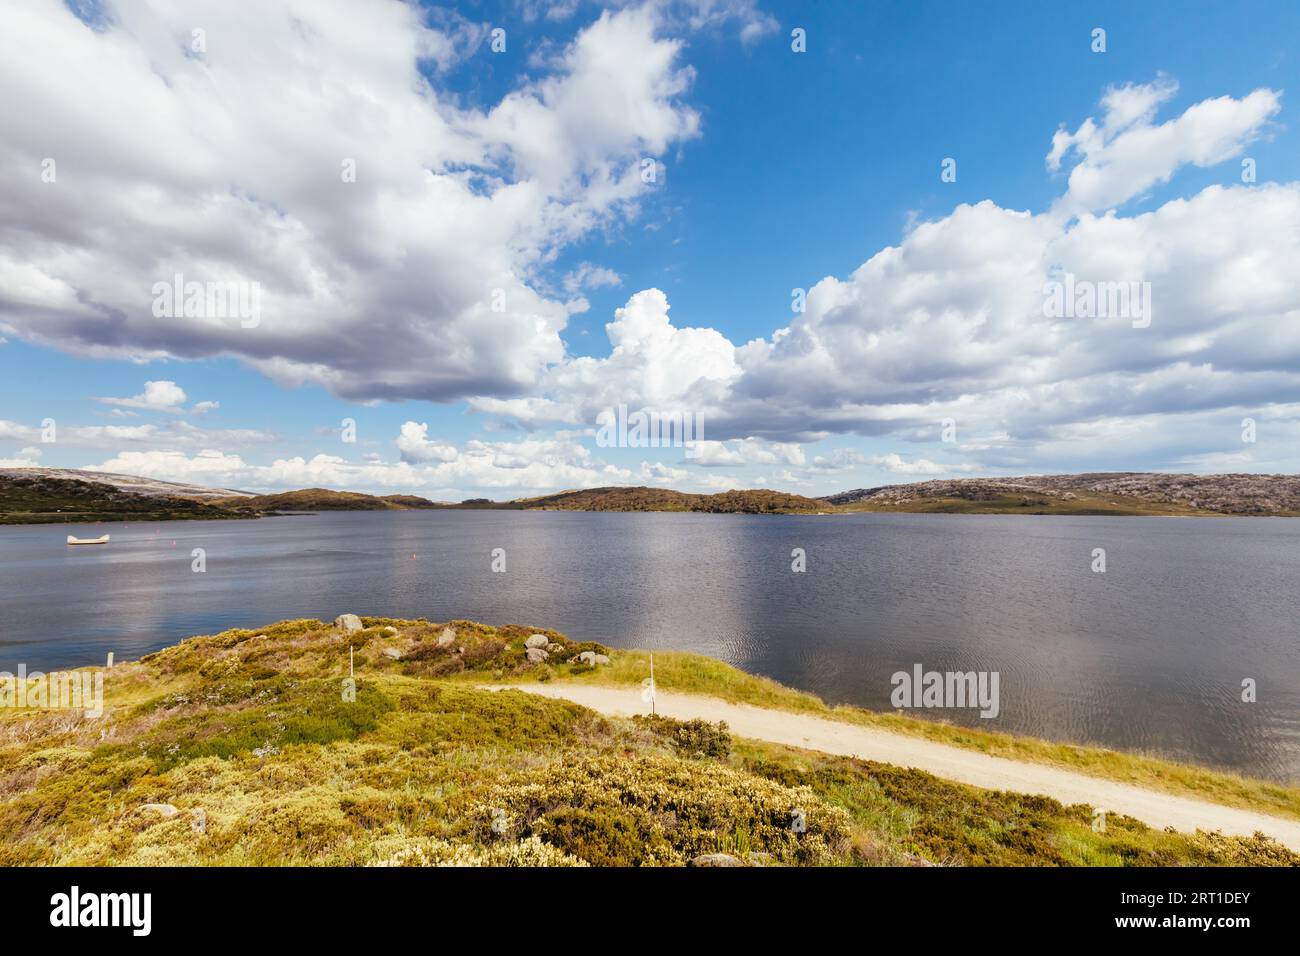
633, 715, 732, 759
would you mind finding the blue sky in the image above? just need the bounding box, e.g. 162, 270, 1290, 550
2, 0, 1298, 497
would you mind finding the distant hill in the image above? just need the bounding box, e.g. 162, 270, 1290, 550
824, 473, 1300, 517
514, 486, 829, 514
0, 467, 250, 499
6, 467, 1300, 525
212, 488, 438, 512
0, 472, 443, 524
0, 471, 244, 524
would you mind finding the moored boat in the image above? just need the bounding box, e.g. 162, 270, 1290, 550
66, 534, 111, 545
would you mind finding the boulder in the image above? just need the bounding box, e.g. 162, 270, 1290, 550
688, 853, 745, 867
382, 647, 403, 661
593, 653, 611, 665
574, 651, 611, 666
139, 803, 179, 818
335, 614, 363, 633
524, 634, 550, 649
436, 627, 456, 648
525, 647, 549, 663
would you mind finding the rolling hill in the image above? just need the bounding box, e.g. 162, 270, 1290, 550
0, 470, 245, 524
211, 488, 439, 512
512, 486, 829, 514
824, 473, 1300, 517
5, 467, 1300, 524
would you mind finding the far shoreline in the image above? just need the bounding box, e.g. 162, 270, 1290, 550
8, 469, 1300, 522
6, 507, 1293, 527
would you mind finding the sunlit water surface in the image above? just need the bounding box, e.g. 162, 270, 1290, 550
2, 511, 1297, 780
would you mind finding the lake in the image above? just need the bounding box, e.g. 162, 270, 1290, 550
2, 511, 1298, 781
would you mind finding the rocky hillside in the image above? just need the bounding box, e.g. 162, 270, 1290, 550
0, 467, 249, 499
826, 473, 1300, 517
0, 470, 440, 523
0, 471, 245, 524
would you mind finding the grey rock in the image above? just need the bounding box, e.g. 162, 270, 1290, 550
334, 614, 363, 633
436, 626, 456, 648
382, 647, 403, 661
688, 853, 745, 867
525, 634, 550, 649
525, 647, 549, 663
574, 650, 611, 666
139, 803, 179, 818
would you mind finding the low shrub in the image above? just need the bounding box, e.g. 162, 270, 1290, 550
633, 715, 731, 759
469, 754, 852, 866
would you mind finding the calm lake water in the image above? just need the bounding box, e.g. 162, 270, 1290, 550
2, 511, 1298, 781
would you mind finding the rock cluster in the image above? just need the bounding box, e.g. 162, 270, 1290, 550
525, 633, 550, 663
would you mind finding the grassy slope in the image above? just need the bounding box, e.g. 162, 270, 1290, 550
1, 618, 1296, 867
486, 649, 1300, 823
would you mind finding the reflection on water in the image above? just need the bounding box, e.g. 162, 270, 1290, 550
1, 511, 1298, 781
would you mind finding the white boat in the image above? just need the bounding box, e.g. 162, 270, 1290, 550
67, 534, 111, 546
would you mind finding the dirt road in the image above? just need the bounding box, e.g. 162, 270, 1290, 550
489, 682, 1300, 851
